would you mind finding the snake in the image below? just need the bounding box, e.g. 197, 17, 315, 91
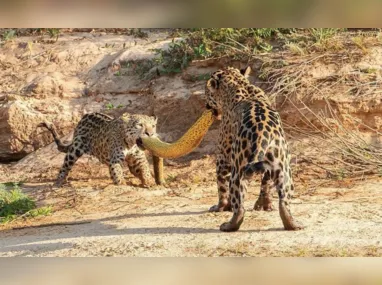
145, 110, 215, 185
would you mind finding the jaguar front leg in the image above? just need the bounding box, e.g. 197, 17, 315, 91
127, 150, 155, 188
109, 150, 127, 185
209, 156, 232, 212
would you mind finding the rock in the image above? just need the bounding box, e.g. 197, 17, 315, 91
0, 99, 44, 162
22, 72, 85, 99
0, 95, 87, 162
110, 37, 183, 69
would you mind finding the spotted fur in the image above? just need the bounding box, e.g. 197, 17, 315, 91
39, 112, 157, 187
205, 66, 303, 232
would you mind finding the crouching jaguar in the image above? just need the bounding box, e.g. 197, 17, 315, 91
38, 112, 158, 187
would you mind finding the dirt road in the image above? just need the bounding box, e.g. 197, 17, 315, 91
1, 158, 381, 257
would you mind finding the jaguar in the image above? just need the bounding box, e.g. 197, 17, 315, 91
205, 66, 303, 232
39, 112, 158, 187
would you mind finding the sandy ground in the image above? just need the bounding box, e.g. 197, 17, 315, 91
0, 156, 381, 257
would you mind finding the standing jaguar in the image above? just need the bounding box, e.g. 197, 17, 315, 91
205, 66, 303, 232
39, 112, 158, 187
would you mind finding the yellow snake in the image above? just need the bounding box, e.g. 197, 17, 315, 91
142, 109, 215, 160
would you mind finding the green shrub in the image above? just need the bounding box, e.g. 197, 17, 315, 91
0, 185, 52, 224
153, 28, 296, 75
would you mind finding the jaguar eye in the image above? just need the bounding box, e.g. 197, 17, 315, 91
136, 123, 143, 128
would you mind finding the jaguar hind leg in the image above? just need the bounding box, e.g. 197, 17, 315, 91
55, 142, 85, 187
276, 171, 304, 230
254, 170, 274, 211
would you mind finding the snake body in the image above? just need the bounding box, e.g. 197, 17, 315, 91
142, 110, 215, 159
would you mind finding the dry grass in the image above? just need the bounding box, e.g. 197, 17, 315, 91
254, 32, 382, 180
283, 98, 382, 178
258, 31, 381, 98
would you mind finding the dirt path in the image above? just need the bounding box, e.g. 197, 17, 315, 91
1, 160, 381, 257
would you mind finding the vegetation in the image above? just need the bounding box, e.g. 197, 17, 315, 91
0, 183, 52, 224
118, 59, 156, 79
105, 103, 124, 110
152, 28, 292, 74
123, 28, 378, 77
1, 29, 16, 41
115, 28, 300, 78
47, 28, 60, 41
127, 28, 149, 39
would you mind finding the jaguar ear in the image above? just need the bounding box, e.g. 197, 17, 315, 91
207, 78, 218, 93
240, 66, 251, 78
152, 115, 158, 123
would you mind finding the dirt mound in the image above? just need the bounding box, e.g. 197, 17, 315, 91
2, 30, 382, 165
0, 31, 174, 162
